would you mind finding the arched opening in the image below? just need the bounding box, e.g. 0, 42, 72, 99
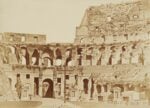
8, 46, 15, 54
98, 46, 107, 65
77, 47, 82, 65
112, 84, 124, 92
131, 44, 139, 64
34, 77, 39, 96
21, 47, 30, 65
96, 84, 102, 93
7, 46, 19, 64
43, 57, 53, 67
65, 49, 73, 66
42, 48, 54, 67
80, 38, 84, 44
83, 79, 89, 94
109, 46, 118, 65
42, 79, 54, 98
32, 49, 39, 65
86, 47, 93, 65
55, 48, 62, 66
101, 35, 105, 42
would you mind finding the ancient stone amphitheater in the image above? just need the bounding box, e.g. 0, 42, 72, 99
0, 0, 149, 105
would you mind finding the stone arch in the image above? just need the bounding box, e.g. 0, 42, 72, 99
42, 48, 54, 67
43, 57, 53, 67
77, 47, 83, 66
55, 48, 62, 66
43, 48, 54, 58
80, 38, 84, 44
8, 46, 16, 54
42, 78, 54, 98
21, 47, 30, 65
65, 48, 73, 66
109, 46, 121, 65
96, 84, 102, 93
7, 46, 19, 64
32, 49, 39, 65
86, 47, 93, 65
83, 79, 89, 94
112, 84, 124, 92
131, 44, 140, 64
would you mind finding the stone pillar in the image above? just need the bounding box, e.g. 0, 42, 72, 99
131, 49, 139, 64
88, 79, 92, 100
93, 83, 98, 101
61, 75, 64, 97
101, 85, 105, 93
123, 84, 128, 92
107, 84, 111, 93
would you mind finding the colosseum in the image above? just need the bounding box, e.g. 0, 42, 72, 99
0, 0, 150, 104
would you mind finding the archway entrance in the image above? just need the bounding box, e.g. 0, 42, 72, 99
83, 79, 89, 94
96, 84, 102, 93
42, 79, 54, 98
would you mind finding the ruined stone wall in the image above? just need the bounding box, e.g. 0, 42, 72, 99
0, 40, 149, 68
0, 32, 46, 44
75, 0, 150, 45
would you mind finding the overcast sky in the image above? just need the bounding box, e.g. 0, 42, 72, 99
0, 0, 134, 43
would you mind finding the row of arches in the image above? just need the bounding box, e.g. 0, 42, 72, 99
4, 42, 150, 66
76, 43, 150, 66
6, 46, 73, 66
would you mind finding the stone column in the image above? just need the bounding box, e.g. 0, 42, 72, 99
93, 83, 98, 101
88, 79, 92, 100
61, 75, 64, 97
107, 84, 111, 93
123, 84, 128, 92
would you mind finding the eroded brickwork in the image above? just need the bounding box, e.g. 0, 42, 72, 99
1, 0, 150, 103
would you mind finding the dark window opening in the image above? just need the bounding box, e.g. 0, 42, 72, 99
113, 35, 117, 41
99, 46, 105, 51
97, 85, 101, 93
34, 36, 38, 42
65, 75, 69, 80
32, 49, 39, 65
135, 33, 138, 36
43, 48, 54, 58
86, 55, 92, 60
124, 34, 128, 40
75, 75, 78, 85
17, 74, 20, 77
78, 56, 82, 65
34, 77, 39, 95
77, 48, 82, 55
83, 79, 89, 94
122, 46, 126, 51
56, 48, 62, 59
57, 78, 61, 83
102, 35, 105, 41
66, 57, 72, 66
25, 50, 30, 65
26, 74, 30, 79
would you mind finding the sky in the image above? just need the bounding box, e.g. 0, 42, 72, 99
0, 0, 135, 43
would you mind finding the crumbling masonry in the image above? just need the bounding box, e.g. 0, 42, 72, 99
0, 0, 150, 103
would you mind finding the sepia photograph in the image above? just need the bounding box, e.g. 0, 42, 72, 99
0, 0, 150, 108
